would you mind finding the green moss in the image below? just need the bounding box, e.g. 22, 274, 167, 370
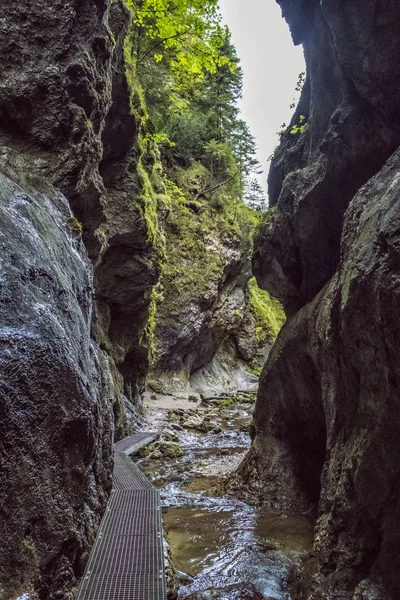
147, 379, 165, 394
217, 398, 236, 409
123, 14, 148, 125
122, 2, 167, 264
167, 409, 181, 423
120, 3, 172, 371
20, 538, 35, 555
162, 442, 184, 458
249, 364, 263, 377
66, 216, 83, 237
135, 139, 167, 260
140, 442, 156, 457
141, 441, 184, 458
248, 277, 285, 343
156, 166, 262, 322
141, 285, 163, 365
211, 395, 249, 409
198, 418, 214, 432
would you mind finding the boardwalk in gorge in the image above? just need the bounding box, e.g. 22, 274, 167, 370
76, 432, 166, 600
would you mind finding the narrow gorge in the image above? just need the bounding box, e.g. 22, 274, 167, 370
1, 1, 400, 600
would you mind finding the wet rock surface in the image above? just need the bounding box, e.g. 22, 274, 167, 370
0, 175, 114, 599
0, 0, 161, 597
243, 2, 400, 599
150, 287, 268, 399
184, 584, 264, 600
0, 0, 160, 421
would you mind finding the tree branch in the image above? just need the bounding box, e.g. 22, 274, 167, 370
138, 29, 191, 65
195, 170, 240, 200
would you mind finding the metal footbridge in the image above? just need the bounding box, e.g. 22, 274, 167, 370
76, 432, 166, 600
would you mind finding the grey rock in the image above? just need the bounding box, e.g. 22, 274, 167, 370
0, 175, 114, 599
0, 0, 163, 596
239, 1, 400, 597
0, 0, 160, 423
254, 1, 400, 316
169, 422, 184, 432
177, 570, 194, 586
183, 582, 264, 599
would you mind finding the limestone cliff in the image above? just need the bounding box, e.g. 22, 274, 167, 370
1, 0, 162, 431
232, 1, 400, 599
146, 168, 285, 397
0, 176, 114, 599
0, 0, 162, 597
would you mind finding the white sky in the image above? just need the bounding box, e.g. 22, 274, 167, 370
218, 0, 305, 193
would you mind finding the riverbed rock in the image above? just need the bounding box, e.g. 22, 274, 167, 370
182, 416, 204, 430
234, 2, 400, 599
184, 583, 264, 600
177, 571, 195, 586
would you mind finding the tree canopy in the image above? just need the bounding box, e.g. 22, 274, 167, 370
125, 0, 266, 211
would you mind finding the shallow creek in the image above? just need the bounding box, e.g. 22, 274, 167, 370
137, 398, 314, 600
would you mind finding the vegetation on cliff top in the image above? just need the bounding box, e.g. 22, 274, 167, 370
124, 0, 263, 206
121, 0, 283, 363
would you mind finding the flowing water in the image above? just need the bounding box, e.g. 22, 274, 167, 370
138, 401, 314, 600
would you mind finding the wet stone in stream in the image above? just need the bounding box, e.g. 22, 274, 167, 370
138, 397, 314, 600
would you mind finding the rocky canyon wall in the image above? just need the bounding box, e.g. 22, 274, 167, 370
0, 175, 114, 600
147, 192, 285, 397
232, 1, 400, 599
0, 0, 161, 597
1, 0, 162, 425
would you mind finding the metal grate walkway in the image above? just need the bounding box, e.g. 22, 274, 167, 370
114, 432, 159, 455
76, 432, 166, 600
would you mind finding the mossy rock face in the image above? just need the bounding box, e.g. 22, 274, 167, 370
161, 442, 184, 459
146, 205, 285, 393
247, 277, 286, 344
248, 364, 263, 377
140, 156, 260, 382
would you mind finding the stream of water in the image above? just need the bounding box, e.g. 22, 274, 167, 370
138, 400, 314, 600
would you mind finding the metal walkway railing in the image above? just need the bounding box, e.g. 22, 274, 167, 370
76, 432, 166, 600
